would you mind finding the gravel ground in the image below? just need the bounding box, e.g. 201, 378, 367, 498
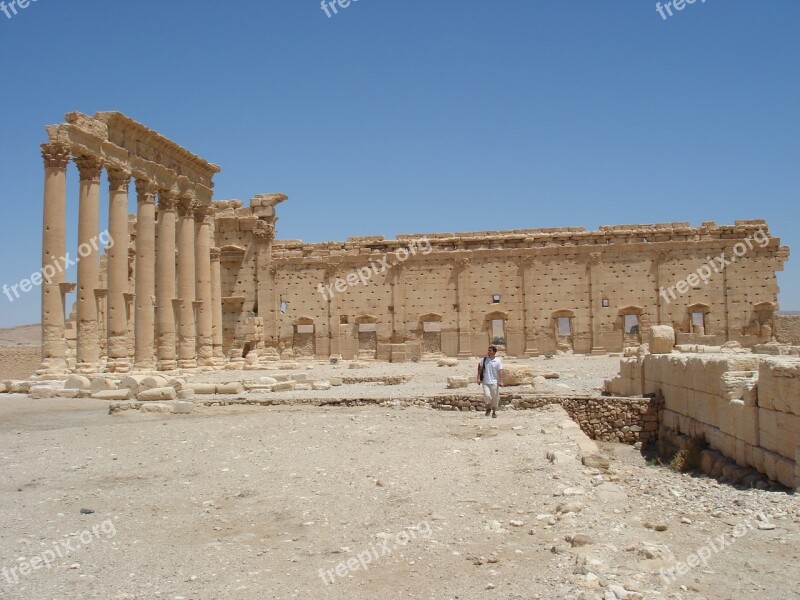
1, 356, 798, 600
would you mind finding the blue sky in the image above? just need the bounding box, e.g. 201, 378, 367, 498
0, 0, 797, 327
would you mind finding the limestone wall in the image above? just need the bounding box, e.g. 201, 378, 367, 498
212, 211, 788, 360
607, 352, 799, 489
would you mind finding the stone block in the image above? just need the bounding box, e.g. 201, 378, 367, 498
216, 382, 244, 395
312, 380, 332, 391
502, 365, 535, 386
729, 401, 759, 446
65, 375, 91, 391
9, 381, 31, 394
177, 390, 196, 401
437, 358, 459, 367
55, 389, 80, 398
279, 362, 301, 370
759, 407, 800, 460
172, 401, 194, 414
758, 357, 800, 415
257, 376, 278, 385
649, 325, 675, 354
292, 373, 309, 382
190, 383, 217, 395
90, 377, 118, 393
272, 381, 295, 392
0, 382, 7, 393
138, 387, 177, 402
140, 376, 169, 391
349, 361, 368, 369
92, 389, 134, 401
330, 377, 343, 387
140, 403, 172, 414
294, 383, 312, 391
166, 378, 188, 391
118, 375, 146, 394
29, 385, 58, 399
447, 376, 470, 389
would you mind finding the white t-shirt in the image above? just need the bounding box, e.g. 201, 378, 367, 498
481, 357, 503, 385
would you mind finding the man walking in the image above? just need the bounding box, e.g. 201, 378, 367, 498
478, 346, 503, 418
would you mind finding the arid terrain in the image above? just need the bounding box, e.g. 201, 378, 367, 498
0, 347, 798, 600
0, 324, 42, 381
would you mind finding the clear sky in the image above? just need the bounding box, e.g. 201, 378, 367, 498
0, 0, 798, 328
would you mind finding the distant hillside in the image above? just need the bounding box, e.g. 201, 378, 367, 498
778, 311, 800, 316
0, 324, 41, 347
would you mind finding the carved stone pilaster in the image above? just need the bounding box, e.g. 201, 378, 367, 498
41, 142, 71, 170
75, 155, 103, 183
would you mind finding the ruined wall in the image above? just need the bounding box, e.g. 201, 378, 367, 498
607, 352, 800, 489
207, 202, 788, 360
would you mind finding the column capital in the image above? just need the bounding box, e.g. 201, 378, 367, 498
177, 195, 196, 217
75, 155, 103, 182
210, 247, 221, 261
158, 189, 178, 211
194, 204, 214, 223
455, 256, 470, 270
135, 179, 157, 205
588, 252, 602, 265
253, 222, 276, 242
107, 167, 131, 193
41, 142, 71, 170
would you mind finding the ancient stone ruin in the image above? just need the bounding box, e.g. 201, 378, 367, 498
33, 111, 790, 374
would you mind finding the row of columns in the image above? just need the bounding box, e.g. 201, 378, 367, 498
38, 142, 224, 376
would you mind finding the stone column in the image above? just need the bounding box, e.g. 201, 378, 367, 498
74, 156, 104, 373
520, 257, 539, 356
37, 143, 71, 376
105, 168, 132, 373
210, 247, 225, 364
134, 179, 157, 370
456, 256, 472, 358
194, 205, 214, 367
588, 252, 606, 354
156, 190, 178, 371
325, 263, 342, 359
255, 222, 277, 346
176, 195, 197, 369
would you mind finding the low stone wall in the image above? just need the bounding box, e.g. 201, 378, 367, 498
429, 393, 661, 445
775, 315, 800, 345
606, 352, 799, 489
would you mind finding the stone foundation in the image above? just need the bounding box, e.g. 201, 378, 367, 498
606, 349, 800, 489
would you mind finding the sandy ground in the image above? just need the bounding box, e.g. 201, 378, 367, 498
0, 355, 798, 600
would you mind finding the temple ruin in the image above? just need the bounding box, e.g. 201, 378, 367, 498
35, 112, 790, 375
